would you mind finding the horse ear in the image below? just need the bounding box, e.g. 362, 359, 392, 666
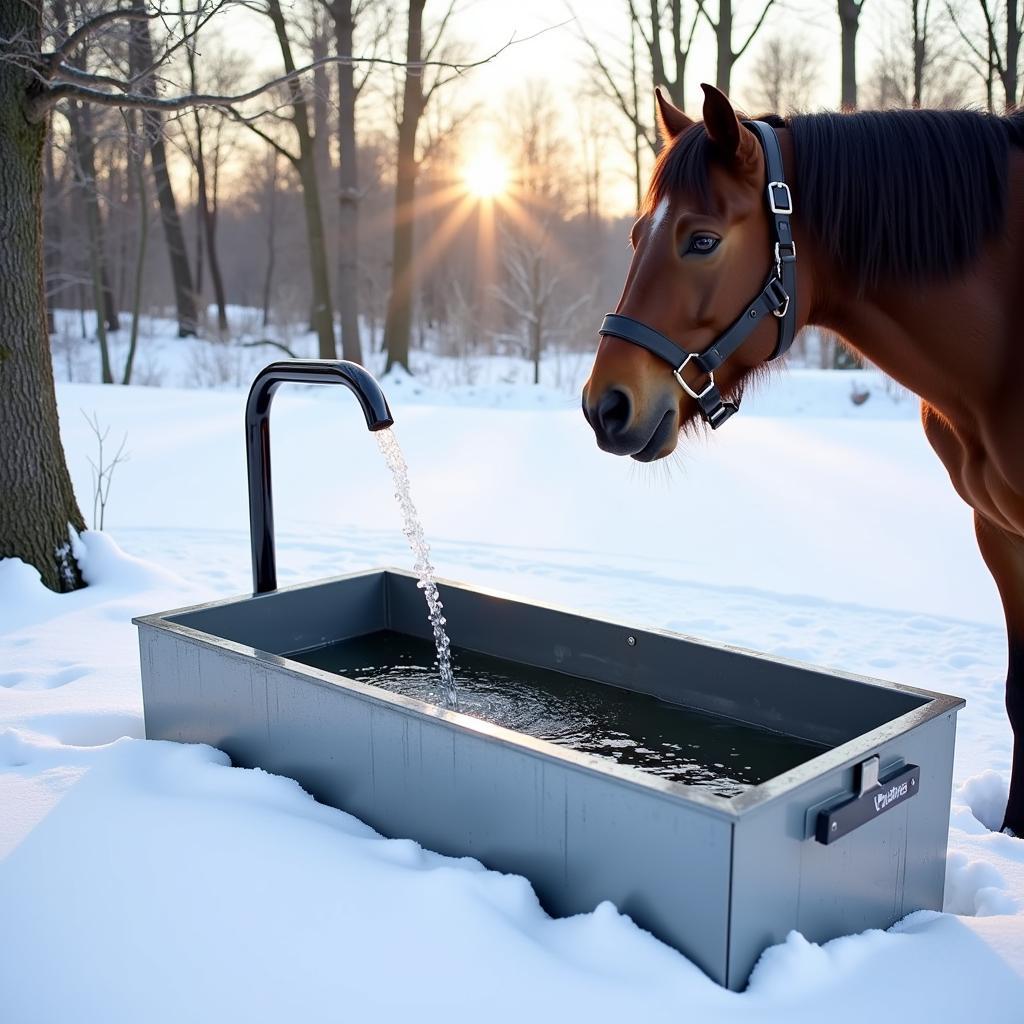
655, 86, 693, 141
700, 83, 755, 165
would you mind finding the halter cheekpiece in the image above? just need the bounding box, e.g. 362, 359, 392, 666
599, 121, 797, 430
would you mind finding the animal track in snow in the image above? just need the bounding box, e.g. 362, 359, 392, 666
0, 664, 89, 690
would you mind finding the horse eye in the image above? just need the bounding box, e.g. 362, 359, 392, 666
687, 234, 720, 255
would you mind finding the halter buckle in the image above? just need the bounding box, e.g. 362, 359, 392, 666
673, 353, 716, 401
764, 276, 791, 319
767, 181, 793, 215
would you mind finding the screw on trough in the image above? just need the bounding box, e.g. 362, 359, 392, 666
627, 635, 636, 647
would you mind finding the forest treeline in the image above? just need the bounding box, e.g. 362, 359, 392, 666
1, 0, 1021, 590
35, 0, 1023, 385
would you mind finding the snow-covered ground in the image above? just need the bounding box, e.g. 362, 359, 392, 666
3, 360, 1023, 1019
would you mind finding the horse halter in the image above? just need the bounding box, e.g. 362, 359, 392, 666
598, 121, 797, 430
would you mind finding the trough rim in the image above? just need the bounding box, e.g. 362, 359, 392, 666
134, 566, 965, 821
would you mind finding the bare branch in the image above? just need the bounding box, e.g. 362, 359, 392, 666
694, 0, 718, 34
571, 12, 656, 154
227, 109, 299, 165
25, 30, 536, 122
735, 0, 777, 59
423, 0, 457, 63
50, 8, 157, 67
945, 0, 993, 68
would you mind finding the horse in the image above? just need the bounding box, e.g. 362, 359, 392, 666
582, 83, 1024, 835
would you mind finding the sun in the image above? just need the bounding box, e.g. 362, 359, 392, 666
463, 151, 510, 199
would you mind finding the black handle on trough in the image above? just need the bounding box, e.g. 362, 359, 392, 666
815, 758, 920, 844
245, 360, 394, 595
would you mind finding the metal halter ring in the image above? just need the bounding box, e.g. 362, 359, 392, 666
673, 353, 715, 401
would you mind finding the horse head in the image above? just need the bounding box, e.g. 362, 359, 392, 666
583, 84, 797, 460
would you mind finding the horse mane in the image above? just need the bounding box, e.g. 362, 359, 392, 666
647, 108, 1019, 293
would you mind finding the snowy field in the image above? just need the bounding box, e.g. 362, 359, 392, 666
3, 352, 1024, 1019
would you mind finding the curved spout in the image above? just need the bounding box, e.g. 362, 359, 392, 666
246, 360, 394, 594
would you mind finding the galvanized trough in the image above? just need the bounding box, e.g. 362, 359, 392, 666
135, 567, 964, 990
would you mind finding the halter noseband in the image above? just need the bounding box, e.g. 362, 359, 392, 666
599, 121, 797, 430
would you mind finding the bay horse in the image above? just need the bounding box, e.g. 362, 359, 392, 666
583, 84, 1024, 835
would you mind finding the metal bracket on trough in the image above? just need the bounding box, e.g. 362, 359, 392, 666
816, 758, 921, 844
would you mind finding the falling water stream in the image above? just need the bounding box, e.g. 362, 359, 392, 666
376, 427, 458, 709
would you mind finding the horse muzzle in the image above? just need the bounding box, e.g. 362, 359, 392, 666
582, 387, 679, 461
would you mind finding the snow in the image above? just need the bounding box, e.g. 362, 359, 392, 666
3, 355, 1024, 1019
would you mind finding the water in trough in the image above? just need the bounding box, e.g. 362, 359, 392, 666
292, 630, 828, 798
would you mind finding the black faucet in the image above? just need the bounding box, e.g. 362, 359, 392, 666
245, 360, 394, 594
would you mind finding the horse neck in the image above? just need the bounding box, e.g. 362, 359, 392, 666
784, 131, 1013, 413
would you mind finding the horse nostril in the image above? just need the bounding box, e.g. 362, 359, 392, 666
596, 388, 632, 436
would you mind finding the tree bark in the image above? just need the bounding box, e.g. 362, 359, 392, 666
184, 30, 228, 334
716, 0, 734, 93
129, 0, 198, 337
1006, 0, 1020, 110
332, 0, 363, 363
383, 0, 427, 373
65, 101, 114, 383
42, 133, 60, 335
124, 116, 149, 385
0, 2, 87, 591
267, 0, 336, 359
261, 152, 278, 329
838, 0, 864, 111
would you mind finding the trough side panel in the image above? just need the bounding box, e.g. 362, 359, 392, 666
361, 706, 734, 984
141, 629, 734, 986
168, 572, 388, 654
384, 574, 925, 746
727, 711, 958, 990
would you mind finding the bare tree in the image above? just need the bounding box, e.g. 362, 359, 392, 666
0, 0, 508, 591
128, 0, 199, 336
695, 0, 777, 94
255, 0, 336, 359
64, 98, 115, 382
178, 17, 240, 333
493, 229, 590, 385
948, 0, 1022, 109
575, 1, 698, 204
382, 0, 468, 372
122, 109, 148, 384
82, 410, 129, 530
838, 0, 868, 109
867, 0, 969, 108
322, 0, 387, 363
746, 34, 821, 111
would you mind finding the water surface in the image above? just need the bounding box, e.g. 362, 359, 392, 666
291, 630, 828, 798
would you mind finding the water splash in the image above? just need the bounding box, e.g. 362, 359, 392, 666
376, 427, 458, 708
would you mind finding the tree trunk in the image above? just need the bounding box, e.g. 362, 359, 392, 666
0, 2, 87, 591
911, 0, 925, 109
630, 18, 644, 206
261, 153, 278, 329
189, 108, 228, 332
129, 0, 198, 337
1006, 0, 1020, 110
267, 0, 336, 359
124, 118, 149, 386
716, 0, 734, 93
383, 0, 427, 373
333, 0, 363, 364
42, 133, 60, 335
66, 101, 114, 383
838, 0, 862, 110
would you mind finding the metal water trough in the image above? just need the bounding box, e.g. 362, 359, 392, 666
134, 360, 965, 990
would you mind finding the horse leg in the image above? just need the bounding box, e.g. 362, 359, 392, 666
974, 512, 1024, 834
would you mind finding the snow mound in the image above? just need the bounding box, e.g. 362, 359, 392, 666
959, 770, 1010, 833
